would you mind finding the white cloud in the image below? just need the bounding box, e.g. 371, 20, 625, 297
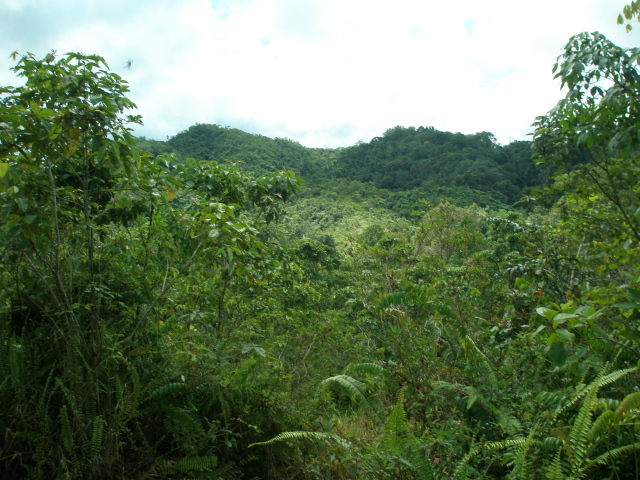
1, 0, 639, 147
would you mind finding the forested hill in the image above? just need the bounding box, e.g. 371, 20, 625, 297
138, 123, 547, 210
137, 123, 335, 177
331, 126, 546, 204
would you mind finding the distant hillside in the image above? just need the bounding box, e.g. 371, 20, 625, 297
138, 123, 333, 177
136, 123, 547, 213
331, 126, 545, 205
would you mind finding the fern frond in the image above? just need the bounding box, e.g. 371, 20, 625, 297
579, 442, 640, 474
542, 436, 564, 451
322, 374, 381, 415
59, 404, 80, 473
171, 455, 218, 472
409, 448, 436, 480
588, 410, 613, 443
375, 292, 412, 312
484, 438, 527, 453
594, 366, 637, 390
89, 415, 104, 460
551, 366, 636, 422
493, 409, 522, 435
59, 405, 74, 454
433, 381, 520, 434
614, 391, 640, 421
143, 381, 188, 403
568, 382, 598, 470
248, 431, 350, 449
382, 388, 411, 456
343, 362, 387, 377
539, 390, 573, 411
117, 362, 141, 420
163, 407, 205, 439
600, 397, 620, 411
56, 378, 80, 419
507, 425, 538, 480
156, 455, 219, 477
545, 447, 565, 480
36, 368, 57, 418
452, 439, 526, 479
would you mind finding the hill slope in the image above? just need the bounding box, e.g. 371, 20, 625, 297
137, 123, 547, 213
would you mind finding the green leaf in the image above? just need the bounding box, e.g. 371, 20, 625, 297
555, 329, 575, 342
620, 328, 640, 343
628, 288, 640, 304
537, 307, 558, 320
530, 325, 547, 337
0, 162, 9, 178
613, 302, 637, 309
94, 142, 109, 164
15, 197, 28, 211
549, 342, 568, 367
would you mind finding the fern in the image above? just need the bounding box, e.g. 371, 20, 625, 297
142, 381, 188, 403
452, 439, 527, 480
432, 380, 521, 434
381, 388, 411, 456
343, 362, 387, 377
219, 388, 231, 428
443, 315, 499, 384
580, 442, 640, 474
116, 360, 141, 420
163, 406, 206, 446
545, 447, 566, 480
161, 454, 218, 474
567, 381, 597, 470
550, 366, 637, 423
593, 366, 638, 390
89, 415, 104, 460
248, 430, 350, 449
375, 292, 412, 312
539, 390, 573, 411
545, 365, 640, 479
322, 374, 382, 417
59, 404, 80, 474
507, 425, 538, 480
614, 391, 640, 421
588, 410, 613, 443
56, 378, 81, 423
409, 448, 436, 480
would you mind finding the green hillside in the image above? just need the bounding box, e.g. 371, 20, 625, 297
139, 123, 334, 177
140, 122, 546, 215
331, 126, 545, 204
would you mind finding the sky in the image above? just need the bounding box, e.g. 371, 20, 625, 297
1, 0, 639, 148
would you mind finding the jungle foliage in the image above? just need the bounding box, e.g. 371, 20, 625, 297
143, 122, 546, 216
1, 12, 640, 479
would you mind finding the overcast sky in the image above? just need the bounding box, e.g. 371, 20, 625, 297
1, 0, 639, 148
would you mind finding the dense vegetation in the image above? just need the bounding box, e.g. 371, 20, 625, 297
2, 12, 640, 480
144, 121, 545, 216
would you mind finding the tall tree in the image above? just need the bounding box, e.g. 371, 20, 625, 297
532, 31, 640, 243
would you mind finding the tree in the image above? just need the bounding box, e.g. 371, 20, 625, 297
532, 32, 640, 393
532, 32, 640, 244
0, 51, 302, 479
0, 51, 144, 349
618, 1, 640, 31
